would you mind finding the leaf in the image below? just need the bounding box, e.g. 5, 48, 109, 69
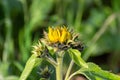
19, 54, 42, 80
68, 48, 88, 68
76, 63, 120, 80
29, 0, 54, 30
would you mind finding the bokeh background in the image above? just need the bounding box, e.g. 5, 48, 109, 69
0, 0, 120, 80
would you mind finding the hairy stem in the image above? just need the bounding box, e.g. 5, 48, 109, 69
67, 71, 78, 80
56, 56, 63, 80
65, 60, 74, 80
45, 56, 57, 67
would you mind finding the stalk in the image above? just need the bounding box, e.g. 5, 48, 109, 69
56, 56, 63, 80
65, 60, 74, 80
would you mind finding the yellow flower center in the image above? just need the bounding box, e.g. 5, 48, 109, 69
48, 26, 71, 43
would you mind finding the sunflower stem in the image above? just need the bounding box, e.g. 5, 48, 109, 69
65, 60, 74, 80
45, 56, 57, 67
56, 56, 63, 80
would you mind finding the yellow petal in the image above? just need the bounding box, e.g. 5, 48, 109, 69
53, 28, 59, 42
48, 27, 54, 42
59, 27, 67, 43
56, 27, 61, 38
48, 26, 72, 43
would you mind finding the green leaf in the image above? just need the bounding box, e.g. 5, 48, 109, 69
19, 54, 42, 80
76, 63, 120, 80
68, 48, 88, 68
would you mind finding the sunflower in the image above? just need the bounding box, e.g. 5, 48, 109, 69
43, 26, 84, 51
48, 26, 71, 43
32, 26, 84, 56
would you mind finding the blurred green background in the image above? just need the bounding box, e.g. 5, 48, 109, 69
0, 0, 120, 80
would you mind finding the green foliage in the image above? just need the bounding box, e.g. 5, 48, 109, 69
68, 48, 88, 68
0, 0, 120, 79
67, 49, 120, 80
19, 54, 42, 80
19, 48, 120, 80
77, 63, 120, 80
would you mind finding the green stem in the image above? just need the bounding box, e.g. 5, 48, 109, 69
67, 71, 78, 80
45, 56, 57, 67
56, 56, 63, 80
67, 71, 89, 80
65, 60, 74, 80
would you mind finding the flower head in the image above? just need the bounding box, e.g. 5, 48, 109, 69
41, 26, 84, 52
48, 26, 71, 43
32, 40, 49, 57
38, 66, 53, 79
32, 41, 43, 56
34, 26, 84, 54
